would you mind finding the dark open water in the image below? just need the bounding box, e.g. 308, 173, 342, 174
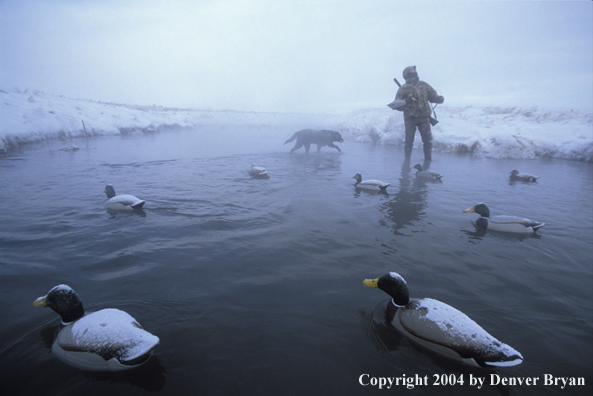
1, 123, 592, 396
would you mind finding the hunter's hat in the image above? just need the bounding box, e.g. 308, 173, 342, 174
403, 65, 417, 79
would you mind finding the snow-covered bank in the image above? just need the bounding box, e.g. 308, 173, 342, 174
0, 90, 336, 155
337, 105, 593, 162
1, 90, 592, 162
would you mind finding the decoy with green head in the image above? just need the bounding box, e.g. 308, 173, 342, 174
352, 173, 390, 192
463, 203, 544, 233
33, 285, 159, 371
363, 272, 523, 368
411, 164, 443, 181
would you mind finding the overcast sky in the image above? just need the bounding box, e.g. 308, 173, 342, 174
1, 0, 591, 114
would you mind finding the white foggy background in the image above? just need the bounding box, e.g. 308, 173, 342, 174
1, 0, 592, 114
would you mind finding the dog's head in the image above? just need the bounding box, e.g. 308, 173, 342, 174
331, 131, 344, 143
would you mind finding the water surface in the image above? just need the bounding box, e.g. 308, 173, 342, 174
1, 124, 591, 395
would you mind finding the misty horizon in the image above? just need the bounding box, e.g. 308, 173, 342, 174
1, 1, 592, 114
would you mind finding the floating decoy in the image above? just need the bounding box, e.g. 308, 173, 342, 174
352, 173, 390, 192
248, 164, 269, 177
103, 184, 145, 211
33, 285, 159, 371
463, 203, 544, 233
363, 272, 523, 368
411, 164, 443, 181
509, 170, 538, 183
59, 146, 80, 152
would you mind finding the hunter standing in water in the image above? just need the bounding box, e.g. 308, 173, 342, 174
393, 66, 444, 163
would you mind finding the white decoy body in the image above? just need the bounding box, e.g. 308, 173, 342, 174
412, 164, 443, 181
248, 164, 269, 177
509, 170, 538, 183
464, 203, 544, 234
103, 184, 145, 211
352, 173, 390, 192
33, 285, 159, 372
364, 272, 523, 368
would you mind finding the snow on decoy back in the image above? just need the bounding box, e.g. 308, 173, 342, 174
363, 272, 523, 368
411, 164, 443, 181
463, 203, 544, 233
509, 170, 539, 182
352, 173, 390, 191
33, 285, 159, 371
103, 184, 145, 211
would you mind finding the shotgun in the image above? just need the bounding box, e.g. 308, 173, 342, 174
392, 77, 439, 126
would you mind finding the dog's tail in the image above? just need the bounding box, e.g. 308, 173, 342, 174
284, 132, 298, 145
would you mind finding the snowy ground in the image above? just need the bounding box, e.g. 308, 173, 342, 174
1, 89, 591, 161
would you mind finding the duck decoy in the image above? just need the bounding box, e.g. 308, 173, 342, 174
352, 173, 390, 192
464, 203, 544, 233
248, 164, 269, 177
363, 272, 523, 368
103, 184, 145, 211
33, 285, 159, 371
509, 170, 538, 183
411, 164, 443, 181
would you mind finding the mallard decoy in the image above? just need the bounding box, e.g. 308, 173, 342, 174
463, 203, 544, 233
33, 285, 159, 371
509, 170, 538, 182
248, 164, 269, 177
363, 272, 523, 368
352, 173, 390, 192
411, 164, 443, 181
59, 145, 80, 152
103, 184, 145, 211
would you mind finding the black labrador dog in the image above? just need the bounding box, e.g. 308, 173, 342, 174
284, 129, 344, 153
